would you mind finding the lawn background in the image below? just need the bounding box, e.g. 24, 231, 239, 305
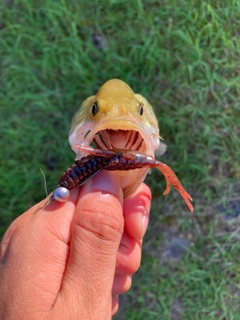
0, 0, 240, 319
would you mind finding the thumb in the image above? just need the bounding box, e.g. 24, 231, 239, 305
58, 171, 124, 319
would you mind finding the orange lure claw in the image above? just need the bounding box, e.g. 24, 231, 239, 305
155, 161, 194, 212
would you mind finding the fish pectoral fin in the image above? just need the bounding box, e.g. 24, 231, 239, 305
156, 161, 194, 212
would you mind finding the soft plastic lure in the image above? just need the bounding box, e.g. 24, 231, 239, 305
51, 79, 193, 211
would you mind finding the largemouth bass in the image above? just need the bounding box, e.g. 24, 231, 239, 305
52, 79, 193, 212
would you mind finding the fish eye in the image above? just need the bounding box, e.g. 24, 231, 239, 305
139, 102, 144, 116
92, 102, 99, 116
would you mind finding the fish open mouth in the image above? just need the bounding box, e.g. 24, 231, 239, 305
92, 129, 145, 152
69, 118, 159, 159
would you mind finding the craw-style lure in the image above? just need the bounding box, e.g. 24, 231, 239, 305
52, 146, 193, 212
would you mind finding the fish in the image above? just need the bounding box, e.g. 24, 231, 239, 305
52, 79, 193, 212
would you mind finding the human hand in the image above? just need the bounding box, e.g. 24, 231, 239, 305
0, 171, 151, 320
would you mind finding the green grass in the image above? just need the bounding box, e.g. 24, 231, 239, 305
1, 0, 240, 319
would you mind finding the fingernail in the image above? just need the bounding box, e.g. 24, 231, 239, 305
85, 171, 122, 198
142, 212, 149, 237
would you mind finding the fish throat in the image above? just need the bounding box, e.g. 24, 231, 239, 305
93, 129, 145, 152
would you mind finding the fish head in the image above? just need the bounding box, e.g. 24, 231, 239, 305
69, 79, 160, 160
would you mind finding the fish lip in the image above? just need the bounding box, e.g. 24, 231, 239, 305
69, 118, 159, 159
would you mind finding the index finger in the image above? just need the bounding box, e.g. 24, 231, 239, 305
123, 183, 151, 240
